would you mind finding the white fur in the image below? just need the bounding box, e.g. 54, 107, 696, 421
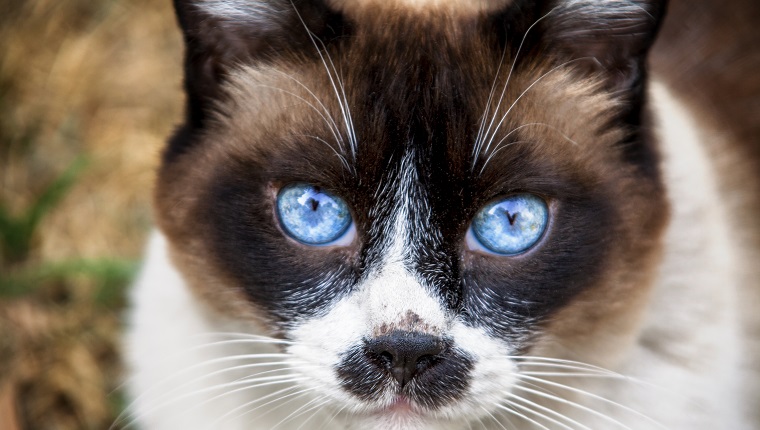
605, 82, 746, 429
199, 0, 282, 18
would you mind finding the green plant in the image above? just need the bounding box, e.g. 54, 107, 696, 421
0, 156, 138, 302
0, 157, 88, 265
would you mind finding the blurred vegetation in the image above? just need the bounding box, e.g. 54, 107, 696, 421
0, 0, 182, 428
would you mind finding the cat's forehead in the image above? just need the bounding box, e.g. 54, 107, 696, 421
213, 20, 622, 177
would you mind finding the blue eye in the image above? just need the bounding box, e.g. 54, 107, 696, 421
467, 194, 549, 255
276, 184, 354, 246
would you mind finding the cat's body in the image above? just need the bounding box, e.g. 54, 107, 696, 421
124, 0, 760, 429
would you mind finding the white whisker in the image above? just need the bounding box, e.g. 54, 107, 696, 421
515, 363, 618, 377
480, 56, 594, 161
297, 399, 336, 430
515, 374, 670, 429
510, 356, 631, 376
212, 385, 319, 427
115, 347, 300, 429
291, 2, 358, 160
474, 5, 562, 169
506, 395, 580, 430
315, 402, 349, 430
137, 361, 312, 412
190, 332, 295, 344
272, 396, 333, 430
512, 383, 634, 430
296, 134, 351, 171
480, 405, 510, 430
473, 39, 508, 168
251, 83, 346, 153
508, 392, 593, 430
122, 376, 308, 428
493, 402, 552, 430
478, 140, 529, 175
268, 69, 348, 150
521, 372, 631, 379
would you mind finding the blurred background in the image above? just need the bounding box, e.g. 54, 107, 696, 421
0, 0, 183, 428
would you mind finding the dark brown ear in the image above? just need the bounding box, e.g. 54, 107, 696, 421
541, 0, 667, 93
528, 0, 667, 173
172, 0, 349, 130
542, 0, 666, 91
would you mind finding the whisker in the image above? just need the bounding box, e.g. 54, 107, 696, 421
115, 354, 301, 428
479, 120, 581, 174
272, 396, 333, 430
211, 385, 319, 427
315, 402, 349, 430
511, 355, 616, 370
508, 392, 592, 430
268, 69, 347, 149
123, 351, 295, 399
134, 361, 313, 414
515, 374, 669, 429
476, 5, 562, 168
476, 412, 491, 430
515, 363, 619, 377
511, 356, 642, 379
511, 383, 634, 430
291, 2, 358, 160
250, 83, 346, 154
505, 395, 579, 430
493, 402, 552, 430
297, 398, 336, 430
115, 334, 297, 401
479, 140, 530, 175
295, 134, 351, 171
480, 405, 510, 430
190, 332, 295, 344
520, 372, 634, 379
480, 56, 594, 162
473, 44, 508, 169
121, 376, 308, 429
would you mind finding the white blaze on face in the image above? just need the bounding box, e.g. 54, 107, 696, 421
287, 152, 517, 416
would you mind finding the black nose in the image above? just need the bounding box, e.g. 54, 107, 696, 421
366, 331, 446, 388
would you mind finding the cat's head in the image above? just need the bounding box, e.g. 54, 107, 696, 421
156, 0, 668, 426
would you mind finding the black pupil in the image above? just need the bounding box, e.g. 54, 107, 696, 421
504, 210, 519, 226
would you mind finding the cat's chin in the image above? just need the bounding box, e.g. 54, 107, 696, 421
347, 396, 476, 430
352, 406, 443, 430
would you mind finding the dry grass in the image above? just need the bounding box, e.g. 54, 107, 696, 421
0, 0, 183, 428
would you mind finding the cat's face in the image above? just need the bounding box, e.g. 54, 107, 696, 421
156, 0, 667, 426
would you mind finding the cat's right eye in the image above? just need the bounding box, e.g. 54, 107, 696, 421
466, 194, 549, 255
276, 183, 355, 246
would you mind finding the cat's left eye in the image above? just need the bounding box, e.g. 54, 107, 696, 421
466, 194, 549, 255
276, 183, 355, 246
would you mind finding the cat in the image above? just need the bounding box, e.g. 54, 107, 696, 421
123, 0, 760, 429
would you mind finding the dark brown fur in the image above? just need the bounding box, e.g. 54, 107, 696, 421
155, 2, 668, 352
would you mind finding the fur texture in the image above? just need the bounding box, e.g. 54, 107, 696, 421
124, 0, 760, 428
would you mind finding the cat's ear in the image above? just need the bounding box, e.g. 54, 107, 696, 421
173, 0, 348, 128
540, 0, 667, 93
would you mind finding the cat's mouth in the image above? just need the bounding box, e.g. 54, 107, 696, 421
369, 395, 427, 423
